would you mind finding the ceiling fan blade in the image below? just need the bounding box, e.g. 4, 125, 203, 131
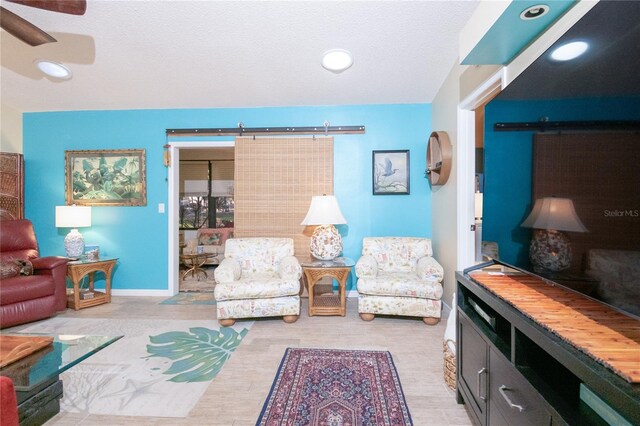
5, 0, 86, 15
0, 6, 56, 46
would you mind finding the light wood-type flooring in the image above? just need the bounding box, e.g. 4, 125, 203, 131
12, 296, 473, 425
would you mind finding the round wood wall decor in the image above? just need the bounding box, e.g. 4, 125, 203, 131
426, 131, 452, 186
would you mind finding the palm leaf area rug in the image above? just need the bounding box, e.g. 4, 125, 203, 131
19, 317, 251, 418
257, 348, 413, 426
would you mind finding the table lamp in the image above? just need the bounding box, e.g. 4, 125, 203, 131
521, 197, 587, 272
301, 195, 347, 260
55, 205, 92, 258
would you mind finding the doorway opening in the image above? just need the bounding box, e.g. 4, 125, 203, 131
457, 69, 503, 272
167, 141, 235, 295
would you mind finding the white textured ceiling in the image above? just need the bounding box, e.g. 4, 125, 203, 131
0, 0, 479, 112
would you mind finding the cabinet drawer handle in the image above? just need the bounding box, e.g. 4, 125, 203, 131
477, 368, 487, 401
499, 385, 525, 412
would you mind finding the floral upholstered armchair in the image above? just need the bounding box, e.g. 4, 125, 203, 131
355, 237, 444, 325
213, 238, 302, 326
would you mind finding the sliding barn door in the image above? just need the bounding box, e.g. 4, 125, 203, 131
233, 137, 334, 257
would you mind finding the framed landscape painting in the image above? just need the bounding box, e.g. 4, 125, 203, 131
372, 150, 410, 195
65, 149, 147, 206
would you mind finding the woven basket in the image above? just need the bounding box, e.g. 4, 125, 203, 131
443, 339, 456, 390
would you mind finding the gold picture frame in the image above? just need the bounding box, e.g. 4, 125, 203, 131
65, 149, 147, 206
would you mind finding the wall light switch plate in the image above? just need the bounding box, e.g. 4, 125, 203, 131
158, 203, 165, 213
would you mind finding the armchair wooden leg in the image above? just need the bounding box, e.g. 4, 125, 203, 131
219, 318, 236, 327
283, 315, 298, 323
423, 317, 440, 325
359, 313, 375, 321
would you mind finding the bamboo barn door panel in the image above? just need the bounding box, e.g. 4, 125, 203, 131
0, 152, 24, 220
234, 137, 334, 257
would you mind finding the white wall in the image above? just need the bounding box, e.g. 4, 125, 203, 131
431, 63, 501, 307
431, 62, 463, 308
0, 103, 22, 153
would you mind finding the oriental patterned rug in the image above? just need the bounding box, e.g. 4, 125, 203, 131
257, 348, 413, 426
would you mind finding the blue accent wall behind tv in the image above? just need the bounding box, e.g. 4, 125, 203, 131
483, 97, 640, 266
23, 104, 431, 292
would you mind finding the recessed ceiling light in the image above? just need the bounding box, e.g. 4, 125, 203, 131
550, 41, 589, 61
34, 59, 72, 79
520, 4, 550, 20
321, 49, 353, 73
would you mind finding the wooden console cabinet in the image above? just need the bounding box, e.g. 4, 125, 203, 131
456, 265, 639, 426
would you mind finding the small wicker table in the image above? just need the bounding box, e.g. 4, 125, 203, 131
66, 258, 117, 310
301, 257, 354, 317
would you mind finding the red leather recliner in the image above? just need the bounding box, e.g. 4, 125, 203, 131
0, 219, 69, 329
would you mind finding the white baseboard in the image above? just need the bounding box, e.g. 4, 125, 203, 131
301, 289, 359, 298
111, 289, 173, 297
110, 289, 452, 308
113, 288, 349, 298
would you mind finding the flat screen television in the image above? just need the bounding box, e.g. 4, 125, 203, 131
481, 1, 640, 319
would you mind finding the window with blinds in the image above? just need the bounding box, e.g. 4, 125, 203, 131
233, 137, 334, 257
179, 160, 235, 229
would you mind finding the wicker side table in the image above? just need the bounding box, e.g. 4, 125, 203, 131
66, 258, 117, 310
301, 257, 354, 317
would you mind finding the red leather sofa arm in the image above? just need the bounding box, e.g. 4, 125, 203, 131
31, 256, 68, 271
31, 256, 69, 312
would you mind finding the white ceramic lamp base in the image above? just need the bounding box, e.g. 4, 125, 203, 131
529, 229, 571, 273
309, 224, 342, 260
64, 228, 85, 258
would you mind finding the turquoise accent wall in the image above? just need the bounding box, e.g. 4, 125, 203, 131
23, 104, 432, 291
483, 97, 640, 267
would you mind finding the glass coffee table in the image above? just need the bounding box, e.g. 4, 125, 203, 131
0, 333, 122, 425
180, 253, 216, 280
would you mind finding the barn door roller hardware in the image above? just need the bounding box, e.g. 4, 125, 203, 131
166, 122, 365, 137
